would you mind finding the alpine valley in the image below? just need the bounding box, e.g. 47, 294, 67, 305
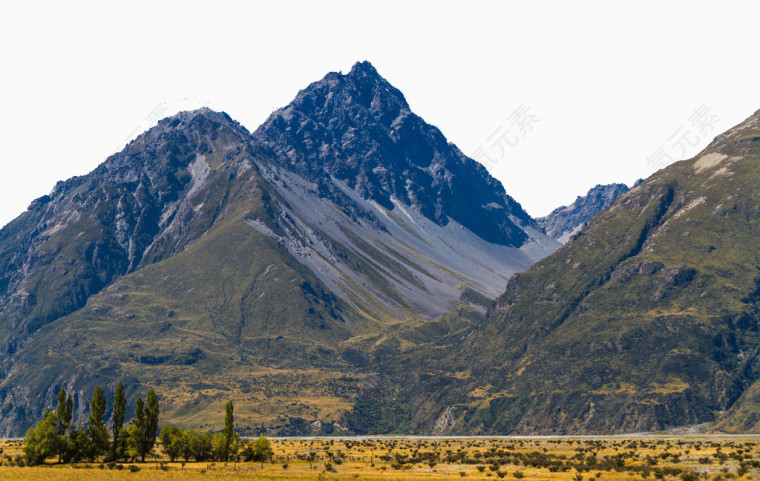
1, 61, 759, 438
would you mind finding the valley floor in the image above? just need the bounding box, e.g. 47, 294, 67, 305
2, 436, 759, 480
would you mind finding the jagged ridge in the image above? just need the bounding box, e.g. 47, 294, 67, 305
538, 183, 629, 243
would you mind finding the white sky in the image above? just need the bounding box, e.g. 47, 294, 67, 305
1, 1, 759, 228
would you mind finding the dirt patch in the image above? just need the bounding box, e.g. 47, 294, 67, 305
693, 152, 727, 172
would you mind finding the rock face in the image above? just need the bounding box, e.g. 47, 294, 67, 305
537, 183, 629, 243
0, 62, 559, 436
255, 61, 538, 247
409, 108, 760, 434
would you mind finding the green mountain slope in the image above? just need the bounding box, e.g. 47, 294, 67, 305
407, 109, 760, 434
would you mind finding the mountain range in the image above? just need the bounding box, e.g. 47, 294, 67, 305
2, 61, 758, 437
0, 62, 560, 436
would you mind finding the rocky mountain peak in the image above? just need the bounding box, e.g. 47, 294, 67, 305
255, 61, 536, 247
349, 59, 379, 76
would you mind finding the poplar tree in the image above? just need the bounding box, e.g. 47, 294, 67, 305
87, 386, 109, 460
223, 400, 234, 461
144, 388, 160, 462
55, 387, 73, 435
129, 396, 146, 461
54, 387, 73, 462
112, 381, 126, 460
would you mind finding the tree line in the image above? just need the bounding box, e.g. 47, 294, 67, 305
24, 382, 158, 465
22, 383, 273, 466
158, 400, 273, 465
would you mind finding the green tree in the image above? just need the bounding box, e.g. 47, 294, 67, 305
125, 422, 142, 462
159, 426, 184, 462
55, 387, 73, 435
212, 432, 227, 461
128, 396, 146, 461
243, 435, 274, 468
190, 430, 213, 461
111, 381, 126, 460
24, 411, 58, 466
143, 388, 160, 462
180, 429, 195, 463
86, 386, 109, 460
66, 426, 89, 463
54, 387, 73, 462
223, 400, 235, 461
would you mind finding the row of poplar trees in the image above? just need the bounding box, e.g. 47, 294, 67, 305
23, 382, 159, 465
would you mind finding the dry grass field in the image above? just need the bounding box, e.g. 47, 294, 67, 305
1, 436, 759, 480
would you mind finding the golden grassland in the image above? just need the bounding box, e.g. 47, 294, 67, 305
2, 436, 760, 480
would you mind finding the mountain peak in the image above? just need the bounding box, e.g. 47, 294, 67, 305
155, 107, 238, 130
347, 60, 382, 78
284, 61, 410, 115
255, 62, 539, 247
349, 60, 379, 76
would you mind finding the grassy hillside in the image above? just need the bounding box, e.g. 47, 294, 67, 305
400, 110, 760, 434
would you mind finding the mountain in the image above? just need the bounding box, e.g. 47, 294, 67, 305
254, 61, 542, 248
0, 62, 559, 436
537, 183, 629, 243
404, 109, 760, 434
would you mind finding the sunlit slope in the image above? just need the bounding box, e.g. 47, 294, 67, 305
408, 109, 760, 434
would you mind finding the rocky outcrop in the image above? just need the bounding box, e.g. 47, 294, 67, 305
538, 183, 629, 243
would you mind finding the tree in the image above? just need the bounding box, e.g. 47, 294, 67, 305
243, 435, 274, 468
190, 430, 213, 461
24, 412, 58, 466
86, 386, 109, 460
223, 400, 235, 461
125, 422, 141, 462
54, 387, 73, 462
143, 388, 160, 462
128, 396, 146, 461
55, 387, 73, 435
66, 426, 89, 463
180, 429, 195, 463
306, 450, 318, 469
112, 381, 126, 460
127, 389, 160, 462
212, 432, 227, 461
159, 426, 184, 462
